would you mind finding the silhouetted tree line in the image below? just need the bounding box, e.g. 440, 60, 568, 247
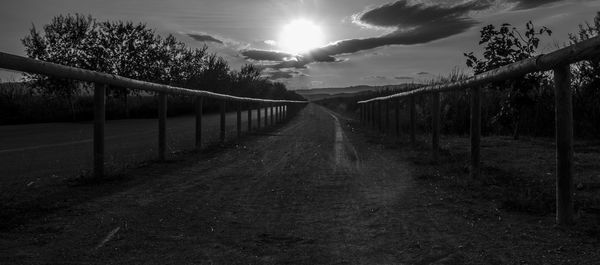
322, 13, 600, 139
0, 14, 303, 124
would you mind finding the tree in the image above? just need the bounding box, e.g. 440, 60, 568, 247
22, 14, 104, 119
464, 21, 552, 139
569, 12, 600, 137
231, 64, 263, 97
22, 14, 210, 118
187, 53, 230, 93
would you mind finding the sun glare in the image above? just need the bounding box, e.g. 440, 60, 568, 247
278, 19, 324, 55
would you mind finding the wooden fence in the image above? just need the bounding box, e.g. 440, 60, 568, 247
0, 52, 307, 179
357, 35, 600, 225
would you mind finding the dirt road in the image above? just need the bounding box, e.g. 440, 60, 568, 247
1, 104, 598, 264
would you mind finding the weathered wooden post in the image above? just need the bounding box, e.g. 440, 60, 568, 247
371, 102, 376, 128
360, 104, 364, 124
220, 99, 226, 143
431, 92, 440, 162
554, 64, 574, 225
363, 104, 367, 124
257, 104, 261, 129
395, 98, 400, 137
158, 92, 167, 161
470, 87, 481, 179
264, 105, 268, 127
93, 83, 106, 178
277, 105, 281, 123
410, 95, 416, 145
270, 104, 274, 125
385, 100, 390, 133
236, 101, 242, 137
247, 103, 252, 132
195, 96, 203, 150
378, 101, 383, 132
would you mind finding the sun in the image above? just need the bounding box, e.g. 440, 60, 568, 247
278, 19, 325, 55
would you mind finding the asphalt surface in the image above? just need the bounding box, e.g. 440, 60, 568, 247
0, 107, 280, 185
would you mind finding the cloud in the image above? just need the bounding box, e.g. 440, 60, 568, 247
241, 50, 294, 61
263, 68, 307, 80
508, 0, 564, 10
417, 71, 430, 75
239, 0, 566, 69
394, 76, 414, 80
248, 1, 491, 68
187, 33, 223, 44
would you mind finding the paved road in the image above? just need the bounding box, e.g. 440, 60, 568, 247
2, 104, 598, 264
0, 107, 281, 185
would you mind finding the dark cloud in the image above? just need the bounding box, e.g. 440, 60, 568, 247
394, 76, 414, 80
417, 71, 430, 75
241, 50, 294, 61
187, 33, 223, 44
509, 0, 564, 10
358, 1, 490, 29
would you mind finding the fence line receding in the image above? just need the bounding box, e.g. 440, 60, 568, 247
357, 35, 600, 225
0, 51, 307, 179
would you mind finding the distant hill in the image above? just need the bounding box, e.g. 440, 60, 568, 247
296, 84, 419, 101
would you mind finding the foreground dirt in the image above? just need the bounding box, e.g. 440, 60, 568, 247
1, 104, 598, 264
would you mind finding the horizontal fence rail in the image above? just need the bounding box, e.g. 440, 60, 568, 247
0, 52, 306, 104
358, 35, 600, 103
357, 35, 600, 226
0, 51, 307, 179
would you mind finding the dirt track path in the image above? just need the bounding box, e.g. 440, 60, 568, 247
2, 104, 597, 264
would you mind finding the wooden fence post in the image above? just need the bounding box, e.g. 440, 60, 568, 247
270, 104, 274, 125
158, 92, 167, 161
364, 104, 367, 124
554, 64, 574, 225
236, 101, 242, 137
395, 98, 400, 137
264, 105, 268, 127
385, 100, 390, 133
93, 83, 106, 178
195, 96, 203, 150
431, 92, 440, 162
220, 99, 226, 143
277, 105, 281, 123
372, 102, 376, 129
410, 95, 416, 145
257, 104, 261, 129
470, 87, 481, 179
378, 101, 383, 132
247, 103, 252, 132
361, 104, 365, 124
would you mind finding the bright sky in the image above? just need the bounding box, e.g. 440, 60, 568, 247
1, 0, 599, 90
